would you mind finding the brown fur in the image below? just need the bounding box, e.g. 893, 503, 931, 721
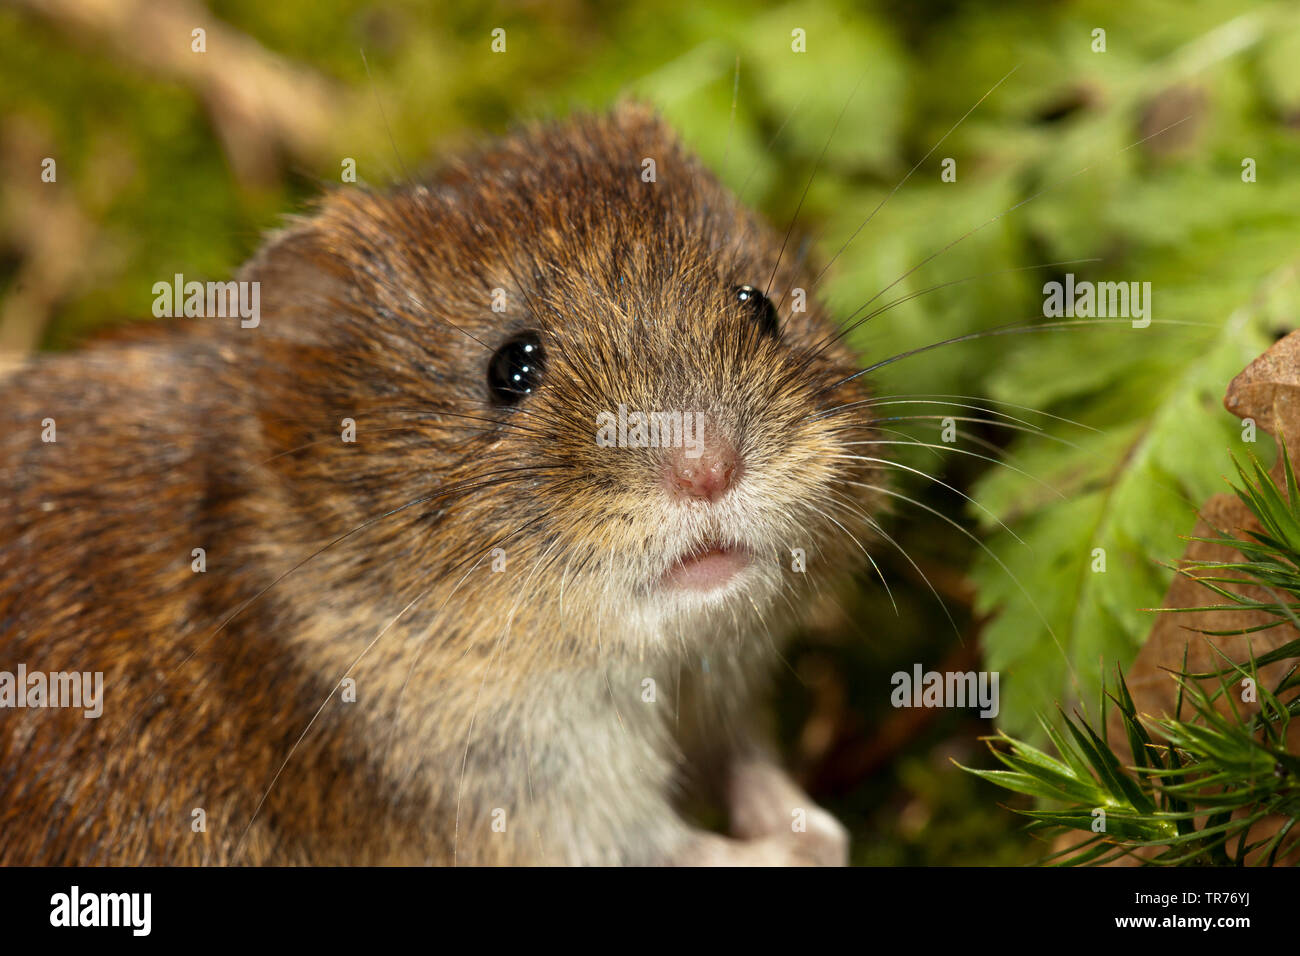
0, 104, 879, 865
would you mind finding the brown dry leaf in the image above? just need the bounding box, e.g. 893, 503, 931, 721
1102, 331, 1300, 863
1223, 328, 1300, 453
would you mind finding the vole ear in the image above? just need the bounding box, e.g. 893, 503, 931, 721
609, 98, 660, 126
233, 195, 365, 346
608, 98, 675, 144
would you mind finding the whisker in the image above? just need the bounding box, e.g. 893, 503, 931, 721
949, 425, 1049, 475
455, 530, 568, 865
837, 414, 1079, 449
833, 114, 1196, 335
834, 478, 1079, 693
360, 48, 413, 187
109, 467, 555, 750
253, 422, 511, 467
843, 439, 1067, 500
806, 503, 898, 616
392, 407, 551, 437
737, 92, 808, 202
385, 494, 576, 790
868, 424, 948, 465
233, 576, 439, 861
830, 453, 1029, 549
766, 74, 865, 302
816, 392, 1102, 433
351, 245, 494, 352
803, 258, 1100, 369
251, 403, 560, 470
721, 55, 741, 179
825, 488, 960, 640
811, 64, 1020, 290
822, 317, 1212, 395
812, 395, 1037, 428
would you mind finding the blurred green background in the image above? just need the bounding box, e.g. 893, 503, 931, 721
4, 0, 1300, 864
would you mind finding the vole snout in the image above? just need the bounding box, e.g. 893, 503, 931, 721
663, 429, 740, 503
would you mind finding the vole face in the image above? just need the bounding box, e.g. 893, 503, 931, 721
475, 220, 880, 642
253, 105, 881, 651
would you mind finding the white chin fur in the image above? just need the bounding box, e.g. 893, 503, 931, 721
609, 559, 786, 649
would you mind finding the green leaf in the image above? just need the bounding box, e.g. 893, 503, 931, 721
971, 274, 1286, 737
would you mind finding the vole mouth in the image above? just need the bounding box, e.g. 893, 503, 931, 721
659, 539, 751, 595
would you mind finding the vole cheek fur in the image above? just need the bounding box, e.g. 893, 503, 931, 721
0, 103, 882, 865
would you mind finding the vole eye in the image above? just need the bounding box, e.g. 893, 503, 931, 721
487, 332, 546, 404
733, 285, 779, 338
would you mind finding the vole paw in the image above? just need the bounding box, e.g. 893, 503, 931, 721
787, 804, 850, 866
719, 759, 849, 866
671, 822, 847, 866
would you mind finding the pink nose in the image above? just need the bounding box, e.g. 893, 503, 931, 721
665, 437, 739, 503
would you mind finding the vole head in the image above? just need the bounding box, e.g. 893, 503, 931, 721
239, 103, 882, 656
